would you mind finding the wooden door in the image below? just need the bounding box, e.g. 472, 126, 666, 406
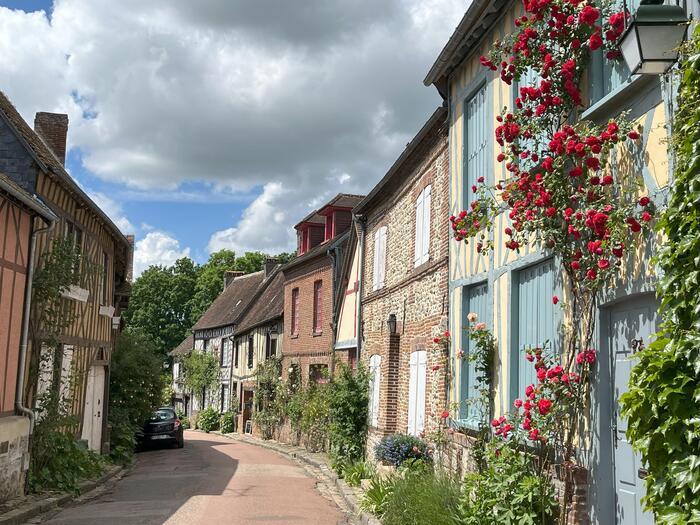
81, 365, 105, 452
606, 295, 658, 525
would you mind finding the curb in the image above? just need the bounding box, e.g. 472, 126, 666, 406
0, 464, 125, 525
215, 432, 381, 525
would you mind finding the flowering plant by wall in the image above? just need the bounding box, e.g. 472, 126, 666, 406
449, 0, 656, 521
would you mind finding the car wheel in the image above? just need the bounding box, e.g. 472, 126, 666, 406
177, 437, 184, 448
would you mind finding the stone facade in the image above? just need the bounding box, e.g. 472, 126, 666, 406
355, 108, 450, 457
0, 416, 29, 502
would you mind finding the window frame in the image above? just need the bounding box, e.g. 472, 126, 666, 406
291, 288, 300, 335
312, 280, 323, 334
413, 185, 432, 267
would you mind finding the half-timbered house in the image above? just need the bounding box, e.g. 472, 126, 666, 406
0, 173, 56, 502
0, 91, 133, 454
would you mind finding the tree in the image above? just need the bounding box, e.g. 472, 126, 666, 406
181, 351, 220, 405
234, 251, 267, 273
190, 249, 238, 321
274, 251, 296, 265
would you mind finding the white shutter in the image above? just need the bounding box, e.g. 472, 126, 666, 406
421, 186, 431, 264
415, 351, 427, 434
378, 227, 387, 289
372, 229, 381, 291
408, 352, 418, 435
414, 192, 424, 267
59, 345, 74, 402
369, 355, 381, 427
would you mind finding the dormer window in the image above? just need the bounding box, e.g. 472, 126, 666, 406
325, 213, 335, 241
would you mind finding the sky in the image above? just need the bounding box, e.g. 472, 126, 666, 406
0, 0, 466, 276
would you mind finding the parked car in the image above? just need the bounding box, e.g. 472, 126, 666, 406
137, 407, 184, 449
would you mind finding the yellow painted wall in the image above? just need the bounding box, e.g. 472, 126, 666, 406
335, 242, 360, 348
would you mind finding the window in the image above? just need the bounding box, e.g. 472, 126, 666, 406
247, 336, 254, 369
325, 213, 334, 240
234, 339, 240, 368
291, 288, 300, 335
266, 332, 278, 359
407, 350, 427, 436
203, 339, 210, 352
313, 280, 323, 333
414, 185, 432, 267
513, 258, 557, 401
65, 221, 83, 278
372, 226, 387, 291
220, 384, 229, 412
221, 339, 232, 367
100, 252, 109, 305
368, 354, 382, 427
459, 283, 489, 423
464, 83, 489, 208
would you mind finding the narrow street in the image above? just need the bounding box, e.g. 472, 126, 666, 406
38, 432, 347, 525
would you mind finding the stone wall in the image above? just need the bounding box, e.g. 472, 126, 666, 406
0, 416, 30, 503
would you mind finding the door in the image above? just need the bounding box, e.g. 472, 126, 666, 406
407, 350, 427, 436
607, 295, 658, 525
81, 365, 105, 452
368, 355, 381, 427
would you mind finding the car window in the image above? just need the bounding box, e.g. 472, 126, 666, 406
150, 409, 175, 421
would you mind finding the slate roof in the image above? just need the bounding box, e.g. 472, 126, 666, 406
0, 172, 56, 221
192, 270, 266, 330
235, 268, 285, 334
169, 333, 194, 356
0, 91, 130, 246
319, 193, 365, 211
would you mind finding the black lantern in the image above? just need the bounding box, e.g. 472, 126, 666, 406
619, 0, 688, 75
387, 314, 397, 335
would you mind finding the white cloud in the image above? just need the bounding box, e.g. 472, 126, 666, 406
0, 1, 465, 254
85, 190, 135, 235
133, 231, 190, 277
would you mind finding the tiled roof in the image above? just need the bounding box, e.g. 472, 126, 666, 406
169, 333, 194, 356
0, 91, 130, 246
192, 271, 265, 330
319, 193, 365, 211
235, 268, 285, 334
0, 172, 56, 221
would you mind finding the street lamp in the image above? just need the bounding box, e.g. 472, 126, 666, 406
619, 0, 689, 75
387, 314, 397, 335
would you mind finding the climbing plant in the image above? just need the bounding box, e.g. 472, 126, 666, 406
181, 350, 220, 405
621, 26, 700, 524
452, 0, 656, 521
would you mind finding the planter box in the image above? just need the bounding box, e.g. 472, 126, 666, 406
61, 285, 89, 303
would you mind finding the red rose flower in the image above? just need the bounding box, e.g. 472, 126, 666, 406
538, 398, 553, 416
441, 410, 450, 419
552, 295, 559, 305
639, 196, 650, 206
641, 211, 652, 222
588, 32, 603, 50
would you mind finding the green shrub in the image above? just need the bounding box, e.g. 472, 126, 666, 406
339, 461, 374, 487
197, 407, 220, 432
219, 412, 235, 434
180, 417, 190, 430
328, 364, 370, 467
381, 469, 461, 525
374, 434, 430, 466
456, 445, 558, 525
299, 384, 331, 451
360, 475, 396, 518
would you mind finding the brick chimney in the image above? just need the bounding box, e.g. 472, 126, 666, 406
264, 258, 278, 277
224, 270, 245, 289
34, 112, 69, 165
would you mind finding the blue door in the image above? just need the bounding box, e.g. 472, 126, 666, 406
460, 282, 488, 423
607, 295, 658, 525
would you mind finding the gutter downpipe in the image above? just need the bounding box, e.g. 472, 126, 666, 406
16, 217, 56, 432
353, 214, 366, 362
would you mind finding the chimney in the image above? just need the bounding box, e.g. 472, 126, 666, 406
264, 258, 278, 277
34, 112, 69, 165
224, 270, 245, 289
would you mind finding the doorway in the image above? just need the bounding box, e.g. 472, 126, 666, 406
81, 365, 105, 452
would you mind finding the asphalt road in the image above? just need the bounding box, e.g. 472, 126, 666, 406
38, 431, 347, 525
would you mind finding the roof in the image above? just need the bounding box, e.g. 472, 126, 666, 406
0, 172, 57, 222
295, 210, 325, 229
235, 269, 285, 334
281, 229, 349, 274
0, 91, 131, 247
169, 333, 194, 356
192, 270, 266, 330
354, 107, 447, 214
318, 193, 365, 214
423, 0, 509, 97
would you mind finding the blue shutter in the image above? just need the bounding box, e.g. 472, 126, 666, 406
460, 282, 489, 424
515, 259, 556, 399
465, 83, 488, 208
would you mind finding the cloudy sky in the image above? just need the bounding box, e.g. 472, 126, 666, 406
0, 0, 465, 275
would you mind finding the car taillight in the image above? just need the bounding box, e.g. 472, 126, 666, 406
174, 419, 181, 428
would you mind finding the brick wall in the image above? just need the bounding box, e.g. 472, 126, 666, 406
361, 117, 450, 458
281, 257, 335, 384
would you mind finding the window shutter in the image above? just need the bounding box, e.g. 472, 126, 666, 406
415, 351, 427, 434
421, 186, 431, 264
407, 352, 418, 435
378, 227, 387, 289
369, 355, 381, 427
414, 192, 424, 267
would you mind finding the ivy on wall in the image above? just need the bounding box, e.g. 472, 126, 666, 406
621, 25, 700, 524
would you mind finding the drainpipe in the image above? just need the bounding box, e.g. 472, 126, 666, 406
353, 214, 366, 362
16, 218, 56, 432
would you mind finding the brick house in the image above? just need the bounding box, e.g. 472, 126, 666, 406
231, 265, 284, 434
0, 91, 133, 455
281, 194, 363, 385
0, 173, 56, 502
335, 108, 449, 455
